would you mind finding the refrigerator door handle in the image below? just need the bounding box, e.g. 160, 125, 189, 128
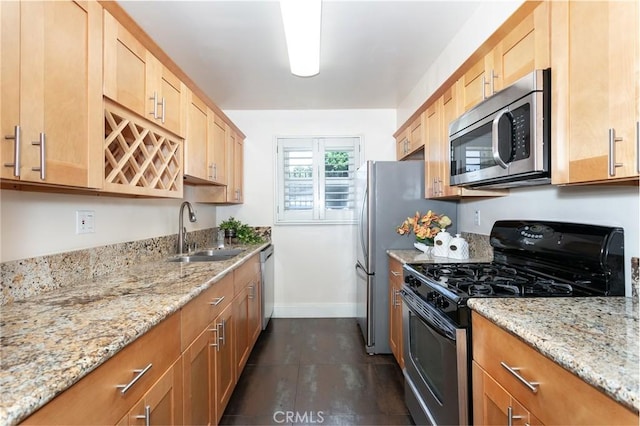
356, 260, 373, 276
358, 190, 368, 262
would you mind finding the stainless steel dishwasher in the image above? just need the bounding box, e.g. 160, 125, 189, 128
260, 244, 274, 329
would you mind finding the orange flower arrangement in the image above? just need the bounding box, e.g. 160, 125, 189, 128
396, 210, 452, 245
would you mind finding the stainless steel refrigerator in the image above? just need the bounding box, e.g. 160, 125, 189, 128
355, 160, 457, 354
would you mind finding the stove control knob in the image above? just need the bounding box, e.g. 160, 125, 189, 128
426, 292, 436, 302
440, 299, 450, 309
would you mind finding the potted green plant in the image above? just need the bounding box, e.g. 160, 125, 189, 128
219, 217, 265, 244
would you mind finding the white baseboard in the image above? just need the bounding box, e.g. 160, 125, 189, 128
273, 303, 357, 318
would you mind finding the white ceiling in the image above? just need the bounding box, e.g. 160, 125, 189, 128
118, 1, 485, 110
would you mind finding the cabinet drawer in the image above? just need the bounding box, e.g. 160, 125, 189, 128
233, 254, 260, 295
472, 312, 638, 425
23, 313, 181, 425
181, 273, 234, 350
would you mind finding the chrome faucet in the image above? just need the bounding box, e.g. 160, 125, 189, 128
178, 201, 197, 254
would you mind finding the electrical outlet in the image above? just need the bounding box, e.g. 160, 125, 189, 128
76, 210, 95, 234
474, 210, 481, 226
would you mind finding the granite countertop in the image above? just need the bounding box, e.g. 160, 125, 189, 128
468, 297, 639, 414
0, 243, 269, 426
387, 248, 493, 265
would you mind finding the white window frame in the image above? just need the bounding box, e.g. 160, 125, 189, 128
275, 135, 363, 225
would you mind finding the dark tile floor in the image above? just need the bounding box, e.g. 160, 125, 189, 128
220, 318, 414, 426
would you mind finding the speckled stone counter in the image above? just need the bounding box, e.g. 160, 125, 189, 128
468, 297, 640, 413
0, 242, 269, 426
387, 249, 493, 265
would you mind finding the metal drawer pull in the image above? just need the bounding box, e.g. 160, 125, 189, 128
209, 326, 220, 351
210, 296, 225, 306
249, 283, 255, 299
390, 270, 401, 277
507, 406, 524, 426
149, 91, 158, 119
32, 132, 45, 180
4, 125, 21, 177
393, 289, 402, 307
135, 405, 151, 426
500, 361, 539, 393
608, 128, 623, 176
116, 363, 153, 394
636, 121, 640, 173
220, 319, 226, 345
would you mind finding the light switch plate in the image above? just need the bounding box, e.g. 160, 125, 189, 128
76, 210, 95, 234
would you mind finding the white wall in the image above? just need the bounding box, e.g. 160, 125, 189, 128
219, 109, 396, 317
0, 189, 217, 262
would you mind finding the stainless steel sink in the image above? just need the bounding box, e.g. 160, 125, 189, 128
167, 248, 244, 263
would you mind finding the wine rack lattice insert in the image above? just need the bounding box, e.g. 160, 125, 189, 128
104, 102, 183, 197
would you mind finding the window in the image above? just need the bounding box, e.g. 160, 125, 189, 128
276, 136, 362, 224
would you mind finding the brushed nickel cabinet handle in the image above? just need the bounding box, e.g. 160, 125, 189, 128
608, 128, 623, 176
490, 69, 498, 95
636, 121, 640, 173
135, 405, 151, 426
507, 406, 524, 426
209, 326, 220, 351
31, 132, 45, 180
482, 75, 488, 100
390, 270, 401, 277
116, 363, 153, 394
210, 296, 225, 306
501, 361, 539, 393
393, 289, 402, 307
149, 91, 158, 119
220, 319, 227, 346
160, 97, 166, 124
4, 125, 21, 177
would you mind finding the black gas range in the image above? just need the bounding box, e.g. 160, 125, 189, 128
403, 220, 625, 327
400, 220, 625, 426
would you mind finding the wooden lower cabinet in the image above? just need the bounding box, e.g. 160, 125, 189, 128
473, 362, 541, 426
212, 303, 236, 424
472, 311, 638, 425
388, 256, 404, 369
182, 329, 211, 426
22, 257, 264, 426
23, 314, 181, 425
118, 360, 183, 426
233, 254, 262, 377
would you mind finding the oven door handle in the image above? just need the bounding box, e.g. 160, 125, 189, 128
400, 289, 457, 342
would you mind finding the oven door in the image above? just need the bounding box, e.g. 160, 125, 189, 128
449, 91, 543, 187
401, 287, 469, 426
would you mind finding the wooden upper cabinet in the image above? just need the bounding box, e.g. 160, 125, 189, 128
1, 0, 103, 188
148, 57, 187, 137
184, 91, 210, 182
395, 127, 410, 159
396, 115, 424, 160
103, 10, 186, 138
226, 129, 244, 203
551, 0, 639, 184
460, 2, 550, 112
425, 101, 442, 198
210, 114, 228, 185
491, 1, 550, 92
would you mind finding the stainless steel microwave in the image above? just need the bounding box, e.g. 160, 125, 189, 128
449, 68, 551, 189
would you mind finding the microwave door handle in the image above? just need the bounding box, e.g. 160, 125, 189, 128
491, 108, 511, 169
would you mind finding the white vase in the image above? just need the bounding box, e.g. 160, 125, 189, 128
433, 231, 452, 257
414, 242, 433, 255
448, 234, 469, 259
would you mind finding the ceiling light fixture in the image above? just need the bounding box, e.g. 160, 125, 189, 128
280, 0, 322, 77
